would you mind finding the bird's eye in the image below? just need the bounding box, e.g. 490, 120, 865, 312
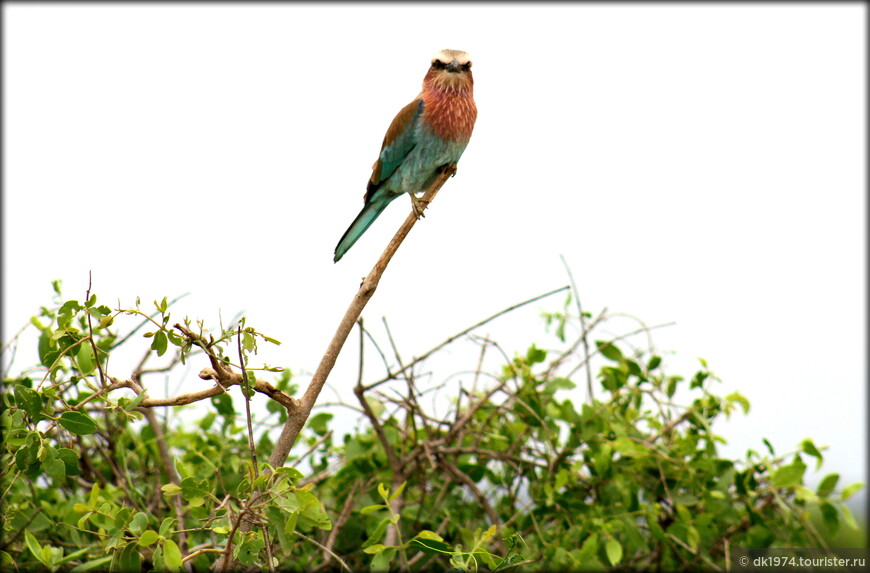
432, 60, 446, 69
462, 62, 472, 70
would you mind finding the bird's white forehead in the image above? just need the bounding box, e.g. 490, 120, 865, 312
432, 49, 472, 65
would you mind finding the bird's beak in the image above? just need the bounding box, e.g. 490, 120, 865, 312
446, 59, 462, 73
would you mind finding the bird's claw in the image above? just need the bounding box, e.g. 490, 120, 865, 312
441, 163, 458, 177
410, 194, 428, 219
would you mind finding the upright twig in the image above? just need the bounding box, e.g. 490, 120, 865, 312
238, 327, 259, 478
559, 255, 595, 404
212, 164, 458, 572
267, 164, 457, 469
236, 327, 275, 572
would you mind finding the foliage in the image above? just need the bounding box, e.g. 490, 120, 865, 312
1, 282, 864, 571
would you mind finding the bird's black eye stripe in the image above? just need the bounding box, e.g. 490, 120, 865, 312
432, 60, 446, 69
462, 62, 472, 70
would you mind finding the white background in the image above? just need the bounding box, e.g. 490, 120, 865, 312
4, 4, 866, 511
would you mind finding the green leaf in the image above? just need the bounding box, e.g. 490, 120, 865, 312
648, 355, 662, 370
690, 370, 709, 389
122, 391, 147, 411
38, 331, 61, 369
611, 436, 648, 458
725, 391, 751, 415
672, 493, 700, 506
363, 543, 386, 555
295, 490, 332, 530
365, 397, 385, 419
819, 502, 839, 536
76, 343, 96, 375
544, 377, 576, 393
841, 482, 864, 501
578, 533, 599, 561
800, 439, 824, 470
57, 448, 81, 476
389, 481, 407, 502
42, 457, 66, 483
686, 525, 700, 551
158, 518, 176, 538
596, 340, 623, 362
179, 477, 210, 506
155, 297, 168, 314
162, 539, 183, 571
151, 546, 165, 571
233, 532, 265, 566
773, 464, 807, 487
605, 538, 622, 566
308, 412, 333, 437
839, 502, 860, 530
14, 385, 43, 421
129, 512, 149, 536
265, 506, 291, 553
118, 542, 141, 572
57, 300, 81, 328
161, 484, 182, 496
284, 512, 298, 537
794, 485, 818, 503
370, 546, 396, 573
211, 393, 234, 417
139, 530, 159, 546
58, 411, 98, 435
151, 330, 168, 357
816, 473, 839, 498
68, 555, 113, 572
362, 518, 389, 548
242, 331, 256, 353
771, 460, 806, 488
25, 530, 48, 567
666, 376, 679, 398
526, 345, 547, 364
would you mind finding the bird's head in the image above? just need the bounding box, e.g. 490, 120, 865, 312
424, 49, 474, 93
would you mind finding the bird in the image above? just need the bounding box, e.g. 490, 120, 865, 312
333, 49, 478, 263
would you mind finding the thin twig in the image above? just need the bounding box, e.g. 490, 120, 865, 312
439, 460, 507, 553
294, 531, 352, 573
564, 321, 676, 380
365, 285, 571, 391
238, 327, 259, 478
111, 293, 190, 350
559, 255, 594, 404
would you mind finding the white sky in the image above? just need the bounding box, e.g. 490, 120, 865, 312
3, 4, 866, 505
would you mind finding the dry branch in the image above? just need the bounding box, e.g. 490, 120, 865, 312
266, 163, 458, 469
212, 163, 459, 571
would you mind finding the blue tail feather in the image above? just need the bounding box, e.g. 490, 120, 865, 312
333, 199, 391, 263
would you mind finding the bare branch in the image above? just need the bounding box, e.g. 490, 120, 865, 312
212, 164, 459, 572
267, 164, 458, 469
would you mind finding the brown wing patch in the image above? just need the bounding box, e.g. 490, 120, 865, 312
369, 98, 422, 186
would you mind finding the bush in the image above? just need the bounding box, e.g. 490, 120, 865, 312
1, 281, 863, 571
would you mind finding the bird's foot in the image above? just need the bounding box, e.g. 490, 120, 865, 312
409, 193, 429, 219
440, 163, 458, 177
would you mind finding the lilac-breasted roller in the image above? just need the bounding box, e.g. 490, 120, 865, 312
333, 49, 478, 262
